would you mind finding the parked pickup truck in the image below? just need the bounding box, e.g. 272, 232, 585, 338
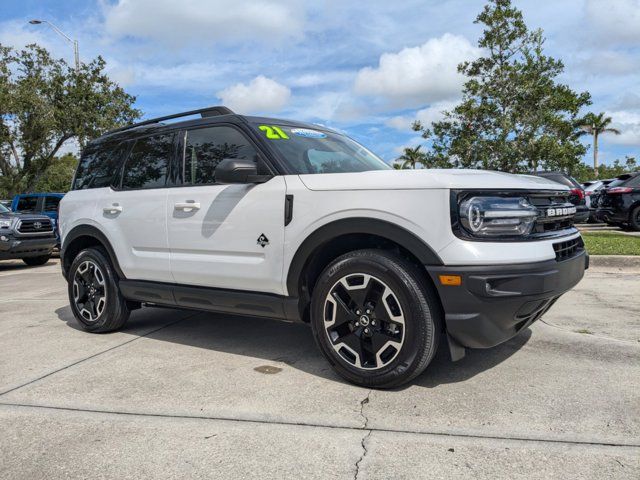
0, 202, 57, 265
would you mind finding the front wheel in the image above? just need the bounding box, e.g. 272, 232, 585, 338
310, 250, 441, 389
67, 247, 130, 333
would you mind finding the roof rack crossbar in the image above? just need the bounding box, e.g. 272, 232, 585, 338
107, 106, 235, 135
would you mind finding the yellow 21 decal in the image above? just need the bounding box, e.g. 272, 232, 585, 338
259, 125, 289, 140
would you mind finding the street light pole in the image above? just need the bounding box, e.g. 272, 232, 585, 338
29, 19, 79, 73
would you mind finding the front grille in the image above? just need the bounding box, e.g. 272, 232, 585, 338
528, 192, 575, 234
553, 237, 583, 261
17, 218, 54, 235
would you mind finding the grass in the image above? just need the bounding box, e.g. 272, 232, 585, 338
581, 231, 640, 256
574, 328, 594, 335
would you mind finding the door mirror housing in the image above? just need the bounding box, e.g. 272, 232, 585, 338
216, 159, 272, 184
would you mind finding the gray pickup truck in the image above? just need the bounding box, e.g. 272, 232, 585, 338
0, 202, 57, 265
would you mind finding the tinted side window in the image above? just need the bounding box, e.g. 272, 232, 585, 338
184, 126, 257, 185
16, 196, 39, 212
122, 134, 174, 190
44, 196, 61, 212
74, 143, 123, 190
625, 175, 640, 187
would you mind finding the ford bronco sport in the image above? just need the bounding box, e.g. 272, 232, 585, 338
59, 106, 588, 388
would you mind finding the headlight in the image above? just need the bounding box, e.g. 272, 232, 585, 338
458, 196, 538, 237
0, 219, 11, 228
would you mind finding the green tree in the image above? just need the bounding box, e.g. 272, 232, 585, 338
397, 145, 427, 169
572, 156, 639, 183
31, 153, 78, 193
413, 0, 591, 173
576, 112, 621, 178
0, 43, 141, 197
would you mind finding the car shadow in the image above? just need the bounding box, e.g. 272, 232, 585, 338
55, 305, 532, 389
0, 259, 55, 272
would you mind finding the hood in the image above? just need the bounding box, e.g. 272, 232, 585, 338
0, 211, 52, 221
298, 169, 569, 192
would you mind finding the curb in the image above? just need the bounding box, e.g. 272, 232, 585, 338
588, 255, 640, 272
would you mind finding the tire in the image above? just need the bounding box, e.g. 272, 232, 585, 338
310, 249, 441, 389
22, 255, 51, 266
67, 247, 130, 333
629, 206, 640, 232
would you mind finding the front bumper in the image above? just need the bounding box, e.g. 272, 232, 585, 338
428, 249, 588, 350
0, 234, 56, 260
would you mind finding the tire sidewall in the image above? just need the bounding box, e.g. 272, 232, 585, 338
630, 206, 640, 231
68, 248, 121, 332
310, 251, 437, 387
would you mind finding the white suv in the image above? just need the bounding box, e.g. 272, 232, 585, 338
59, 106, 587, 388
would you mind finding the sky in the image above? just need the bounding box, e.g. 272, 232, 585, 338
0, 0, 639, 166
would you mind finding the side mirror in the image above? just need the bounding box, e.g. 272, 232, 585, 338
216, 159, 272, 184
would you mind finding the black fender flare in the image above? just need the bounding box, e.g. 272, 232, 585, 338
61, 225, 126, 280
286, 217, 443, 295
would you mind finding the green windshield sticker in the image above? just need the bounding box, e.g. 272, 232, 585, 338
259, 125, 289, 140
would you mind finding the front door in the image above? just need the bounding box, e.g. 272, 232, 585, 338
167, 125, 286, 294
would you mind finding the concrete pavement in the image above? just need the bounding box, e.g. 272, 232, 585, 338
0, 259, 638, 479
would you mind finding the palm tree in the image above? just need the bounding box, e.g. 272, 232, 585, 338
578, 113, 621, 178
398, 145, 427, 169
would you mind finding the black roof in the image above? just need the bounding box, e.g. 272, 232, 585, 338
89, 106, 336, 148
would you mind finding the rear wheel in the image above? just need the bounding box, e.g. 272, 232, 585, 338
310, 249, 440, 389
68, 247, 130, 333
629, 206, 640, 232
22, 255, 50, 266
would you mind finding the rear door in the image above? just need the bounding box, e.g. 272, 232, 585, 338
98, 133, 176, 283
167, 124, 286, 294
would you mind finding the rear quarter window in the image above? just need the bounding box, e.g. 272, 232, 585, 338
44, 196, 62, 212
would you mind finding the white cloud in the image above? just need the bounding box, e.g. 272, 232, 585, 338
217, 75, 291, 113
354, 33, 480, 107
386, 100, 458, 131
585, 0, 640, 44
104, 0, 306, 45
606, 110, 640, 146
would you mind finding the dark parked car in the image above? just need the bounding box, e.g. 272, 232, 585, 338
11, 193, 65, 246
596, 172, 640, 231
530, 172, 589, 223
582, 179, 614, 223
0, 202, 57, 265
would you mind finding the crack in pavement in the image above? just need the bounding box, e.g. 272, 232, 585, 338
0, 313, 197, 397
354, 390, 372, 480
540, 319, 640, 345
1, 402, 638, 450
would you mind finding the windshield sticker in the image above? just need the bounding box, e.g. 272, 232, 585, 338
259, 125, 289, 140
291, 128, 327, 139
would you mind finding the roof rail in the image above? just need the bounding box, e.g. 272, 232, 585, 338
106, 106, 235, 135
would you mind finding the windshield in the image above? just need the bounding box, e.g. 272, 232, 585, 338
0, 203, 9, 214
252, 124, 391, 174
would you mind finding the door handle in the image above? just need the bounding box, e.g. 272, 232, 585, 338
103, 204, 123, 214
174, 201, 200, 212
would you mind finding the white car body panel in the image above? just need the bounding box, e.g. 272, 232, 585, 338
299, 169, 567, 191
94, 187, 172, 283
167, 178, 286, 294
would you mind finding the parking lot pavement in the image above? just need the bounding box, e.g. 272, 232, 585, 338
1, 259, 638, 479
